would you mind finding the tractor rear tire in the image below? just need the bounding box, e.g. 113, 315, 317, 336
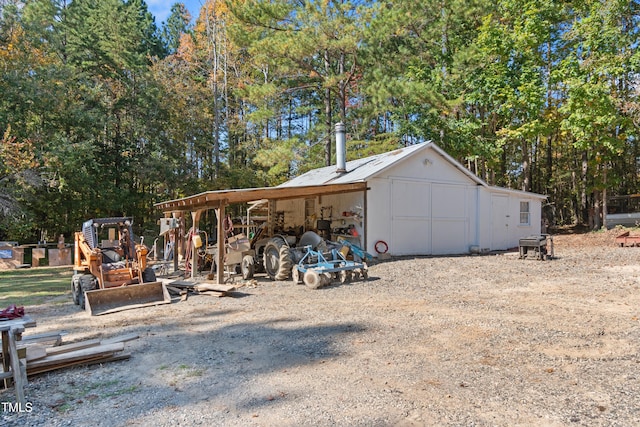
241, 255, 255, 280
142, 267, 156, 283
263, 237, 293, 281
78, 274, 98, 310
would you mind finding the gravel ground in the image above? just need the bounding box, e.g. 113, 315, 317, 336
2, 231, 640, 426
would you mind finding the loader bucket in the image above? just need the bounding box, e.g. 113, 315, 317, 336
84, 281, 171, 316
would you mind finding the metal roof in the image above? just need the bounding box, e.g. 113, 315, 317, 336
280, 141, 546, 199
280, 142, 430, 187
155, 141, 545, 214
280, 141, 490, 187
154, 182, 368, 213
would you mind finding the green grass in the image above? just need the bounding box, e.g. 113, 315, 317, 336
0, 266, 73, 307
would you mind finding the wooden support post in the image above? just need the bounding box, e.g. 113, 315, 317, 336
363, 185, 368, 252
1, 325, 26, 406
190, 210, 203, 281
216, 202, 226, 284
175, 212, 184, 272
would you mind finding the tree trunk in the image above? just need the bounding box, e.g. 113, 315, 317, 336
522, 138, 530, 192
602, 163, 608, 230
324, 49, 332, 167
581, 150, 588, 225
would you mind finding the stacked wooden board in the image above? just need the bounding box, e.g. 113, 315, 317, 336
21, 333, 137, 376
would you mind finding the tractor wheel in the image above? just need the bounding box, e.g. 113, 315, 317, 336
142, 267, 157, 283
276, 246, 293, 280
78, 274, 98, 310
71, 274, 81, 305
263, 237, 293, 281
241, 255, 255, 280
303, 270, 323, 289
292, 267, 301, 284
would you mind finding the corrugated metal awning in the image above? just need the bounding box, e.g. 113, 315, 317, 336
154, 182, 368, 213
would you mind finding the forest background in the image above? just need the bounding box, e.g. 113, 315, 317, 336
1, 0, 639, 242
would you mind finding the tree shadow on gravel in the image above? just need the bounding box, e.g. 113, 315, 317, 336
117, 319, 367, 420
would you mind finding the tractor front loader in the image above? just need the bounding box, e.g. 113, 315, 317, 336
72, 217, 170, 315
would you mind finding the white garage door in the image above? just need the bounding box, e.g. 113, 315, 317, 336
431, 184, 469, 254
391, 180, 470, 255
391, 180, 431, 255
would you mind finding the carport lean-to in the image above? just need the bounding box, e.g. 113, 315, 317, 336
154, 182, 369, 284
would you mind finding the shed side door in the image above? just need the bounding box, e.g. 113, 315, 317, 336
491, 194, 510, 250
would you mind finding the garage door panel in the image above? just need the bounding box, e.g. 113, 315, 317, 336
392, 181, 430, 218
432, 219, 468, 254
432, 184, 466, 218
392, 218, 431, 255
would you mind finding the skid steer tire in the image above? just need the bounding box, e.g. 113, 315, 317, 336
142, 267, 156, 283
71, 274, 82, 305
263, 237, 293, 281
78, 274, 98, 310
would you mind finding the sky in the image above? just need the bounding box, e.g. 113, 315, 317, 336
146, 0, 203, 25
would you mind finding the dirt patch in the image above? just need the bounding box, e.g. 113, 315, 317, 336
2, 232, 640, 426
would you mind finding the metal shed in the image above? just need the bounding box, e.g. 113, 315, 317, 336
156, 127, 546, 283
279, 130, 547, 257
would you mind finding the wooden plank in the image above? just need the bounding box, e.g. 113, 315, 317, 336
193, 283, 236, 293
197, 291, 228, 298
45, 339, 101, 356
28, 356, 108, 375
0, 315, 36, 329
7, 326, 26, 405
100, 333, 139, 345
25, 345, 48, 362
166, 280, 196, 288
166, 285, 184, 295
21, 331, 63, 347
27, 342, 125, 370
27, 353, 130, 376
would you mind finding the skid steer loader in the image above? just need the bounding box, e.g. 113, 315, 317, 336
72, 217, 170, 315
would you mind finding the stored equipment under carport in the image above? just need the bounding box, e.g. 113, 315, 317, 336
518, 235, 554, 260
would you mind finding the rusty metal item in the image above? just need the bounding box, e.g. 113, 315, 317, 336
84, 281, 170, 316
519, 235, 554, 260
615, 231, 640, 247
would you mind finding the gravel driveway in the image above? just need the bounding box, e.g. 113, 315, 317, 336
2, 232, 640, 426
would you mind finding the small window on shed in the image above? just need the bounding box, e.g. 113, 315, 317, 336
520, 201, 530, 225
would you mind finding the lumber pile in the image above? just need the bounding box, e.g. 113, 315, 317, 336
161, 278, 236, 298
20, 333, 138, 376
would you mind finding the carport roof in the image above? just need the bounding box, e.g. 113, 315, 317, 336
154, 182, 368, 213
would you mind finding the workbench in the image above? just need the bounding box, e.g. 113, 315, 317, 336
0, 314, 35, 405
